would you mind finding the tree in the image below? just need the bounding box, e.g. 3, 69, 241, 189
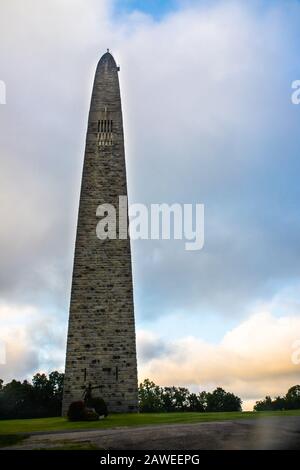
285, 385, 300, 410
0, 379, 33, 419
138, 379, 163, 412
173, 387, 190, 411
161, 387, 174, 412
222, 391, 242, 412
198, 391, 208, 411
254, 396, 273, 412
49, 371, 64, 398
138, 380, 242, 413
187, 392, 205, 412
272, 396, 286, 411
206, 388, 242, 412
160, 386, 191, 412
0, 371, 64, 419
254, 394, 290, 412
32, 371, 64, 416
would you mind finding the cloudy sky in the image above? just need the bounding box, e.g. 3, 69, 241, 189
0, 0, 300, 410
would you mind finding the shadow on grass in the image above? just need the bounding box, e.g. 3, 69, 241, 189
0, 434, 29, 448
36, 442, 102, 450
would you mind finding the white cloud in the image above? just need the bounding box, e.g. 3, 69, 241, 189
0, 303, 66, 382
137, 308, 300, 410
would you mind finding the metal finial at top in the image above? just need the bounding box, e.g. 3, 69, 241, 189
107, 48, 110, 52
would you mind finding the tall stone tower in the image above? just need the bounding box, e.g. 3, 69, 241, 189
62, 51, 138, 415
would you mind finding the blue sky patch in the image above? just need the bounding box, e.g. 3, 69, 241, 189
114, 0, 179, 19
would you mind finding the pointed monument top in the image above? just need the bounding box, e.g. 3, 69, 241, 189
98, 50, 116, 66
97, 50, 119, 72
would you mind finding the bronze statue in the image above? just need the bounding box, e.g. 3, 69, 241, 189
82, 383, 102, 405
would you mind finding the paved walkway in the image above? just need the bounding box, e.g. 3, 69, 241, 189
4, 416, 300, 450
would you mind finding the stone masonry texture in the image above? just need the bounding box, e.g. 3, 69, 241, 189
62, 52, 138, 415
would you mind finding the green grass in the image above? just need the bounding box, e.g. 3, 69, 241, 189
0, 409, 299, 436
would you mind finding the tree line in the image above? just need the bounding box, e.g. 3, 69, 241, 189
0, 372, 63, 419
0, 373, 242, 418
254, 385, 300, 411
138, 379, 242, 412
1, 371, 299, 419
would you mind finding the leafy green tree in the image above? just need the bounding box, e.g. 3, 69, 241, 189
0, 379, 33, 418
254, 387, 300, 412
188, 392, 205, 412
285, 385, 300, 410
173, 387, 190, 411
198, 391, 208, 411
255, 395, 287, 411
206, 387, 242, 412
0, 371, 64, 419
161, 387, 174, 412
272, 396, 286, 411
138, 379, 163, 412
49, 371, 64, 398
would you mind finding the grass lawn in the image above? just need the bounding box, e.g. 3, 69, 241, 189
0, 409, 300, 436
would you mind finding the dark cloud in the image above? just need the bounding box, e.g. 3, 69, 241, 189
137, 330, 172, 363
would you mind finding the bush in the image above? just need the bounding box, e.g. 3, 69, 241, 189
67, 401, 86, 421
82, 408, 99, 421
88, 397, 108, 417
67, 399, 107, 421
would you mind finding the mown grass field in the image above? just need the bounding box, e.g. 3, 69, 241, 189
0, 409, 300, 436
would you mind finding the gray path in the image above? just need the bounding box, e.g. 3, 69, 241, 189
3, 417, 300, 450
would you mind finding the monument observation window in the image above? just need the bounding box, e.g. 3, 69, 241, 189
98, 119, 113, 146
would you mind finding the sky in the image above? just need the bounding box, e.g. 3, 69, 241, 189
0, 0, 300, 410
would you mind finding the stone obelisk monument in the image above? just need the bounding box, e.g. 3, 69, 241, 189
62, 51, 138, 415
